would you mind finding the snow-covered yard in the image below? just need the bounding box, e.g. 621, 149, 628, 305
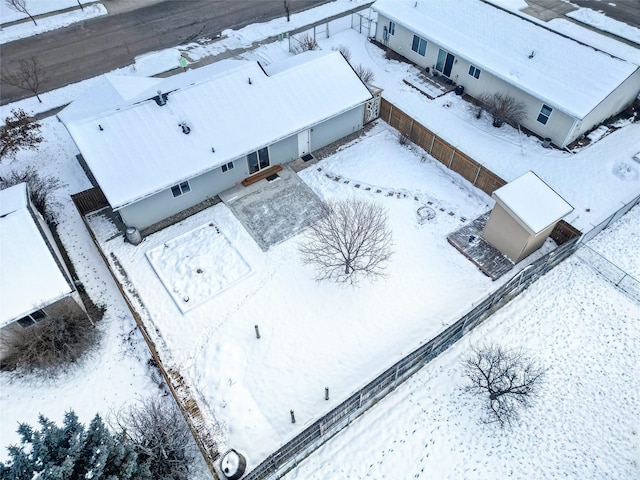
283, 206, 640, 479
89, 122, 511, 465
1, 1, 639, 478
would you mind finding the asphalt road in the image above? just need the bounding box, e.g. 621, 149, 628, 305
0, 0, 331, 105
569, 0, 640, 29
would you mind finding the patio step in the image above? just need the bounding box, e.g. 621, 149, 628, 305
241, 164, 283, 186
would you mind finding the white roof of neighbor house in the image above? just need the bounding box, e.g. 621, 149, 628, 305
0, 183, 72, 328
59, 51, 372, 210
373, 0, 639, 119
493, 171, 574, 234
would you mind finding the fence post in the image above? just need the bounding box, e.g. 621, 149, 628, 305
448, 148, 455, 168
388, 104, 393, 124
473, 165, 481, 186
429, 134, 435, 153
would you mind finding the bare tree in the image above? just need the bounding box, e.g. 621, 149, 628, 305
299, 199, 394, 285
1, 57, 48, 102
113, 396, 197, 480
478, 92, 526, 128
353, 64, 375, 85
0, 166, 64, 225
0, 303, 99, 375
332, 45, 352, 64
293, 32, 318, 53
0, 109, 43, 162
462, 344, 546, 428
5, 0, 37, 25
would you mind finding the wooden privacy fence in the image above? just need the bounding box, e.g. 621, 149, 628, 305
70, 196, 222, 479
380, 98, 581, 244
70, 187, 109, 215
381, 98, 506, 196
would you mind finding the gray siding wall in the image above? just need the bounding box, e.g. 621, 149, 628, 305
118, 162, 245, 229
376, 14, 636, 147
570, 68, 640, 145
310, 106, 364, 151
119, 105, 365, 230
269, 133, 299, 164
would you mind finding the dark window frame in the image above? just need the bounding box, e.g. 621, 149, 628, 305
171, 181, 191, 198
537, 104, 553, 125
411, 34, 427, 56
388, 21, 395, 36
17, 309, 47, 328
221, 162, 234, 173
468, 65, 481, 79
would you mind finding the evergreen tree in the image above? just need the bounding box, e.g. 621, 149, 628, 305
0, 410, 151, 480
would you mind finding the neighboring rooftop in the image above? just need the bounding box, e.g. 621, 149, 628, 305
373, 0, 639, 118
492, 171, 574, 234
59, 50, 373, 210
0, 183, 72, 327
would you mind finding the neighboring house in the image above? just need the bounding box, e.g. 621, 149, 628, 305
373, 0, 640, 148
59, 50, 375, 231
0, 183, 86, 346
482, 171, 573, 263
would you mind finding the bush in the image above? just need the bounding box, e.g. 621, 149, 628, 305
0, 410, 151, 479
0, 303, 100, 374
293, 33, 318, 53
332, 44, 352, 63
114, 396, 198, 480
353, 64, 375, 85
0, 166, 64, 225
478, 92, 526, 128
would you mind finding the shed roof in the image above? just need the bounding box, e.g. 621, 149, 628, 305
59, 51, 372, 210
492, 171, 574, 234
373, 0, 638, 118
0, 184, 72, 328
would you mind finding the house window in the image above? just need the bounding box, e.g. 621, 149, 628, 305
411, 35, 427, 56
537, 104, 553, 125
221, 162, 234, 173
468, 65, 481, 79
171, 181, 191, 197
388, 21, 395, 36
17, 309, 47, 328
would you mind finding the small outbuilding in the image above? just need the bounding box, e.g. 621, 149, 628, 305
482, 171, 573, 263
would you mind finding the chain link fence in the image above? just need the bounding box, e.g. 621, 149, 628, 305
575, 244, 640, 304
241, 237, 579, 480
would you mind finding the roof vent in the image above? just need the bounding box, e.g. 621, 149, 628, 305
248, 77, 252, 85
155, 90, 168, 106
179, 122, 191, 134
528, 51, 535, 59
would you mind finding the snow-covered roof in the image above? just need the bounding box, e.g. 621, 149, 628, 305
59, 51, 372, 210
492, 171, 574, 234
0, 183, 72, 328
373, 0, 639, 118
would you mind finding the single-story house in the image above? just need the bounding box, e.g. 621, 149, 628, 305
59, 50, 375, 230
373, 0, 640, 148
0, 183, 86, 345
482, 171, 573, 263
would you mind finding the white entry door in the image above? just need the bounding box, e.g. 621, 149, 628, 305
297, 129, 310, 158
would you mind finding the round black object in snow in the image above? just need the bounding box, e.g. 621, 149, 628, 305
455, 85, 465, 96
220, 449, 247, 480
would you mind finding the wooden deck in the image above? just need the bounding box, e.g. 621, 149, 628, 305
447, 212, 514, 281
241, 164, 283, 186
